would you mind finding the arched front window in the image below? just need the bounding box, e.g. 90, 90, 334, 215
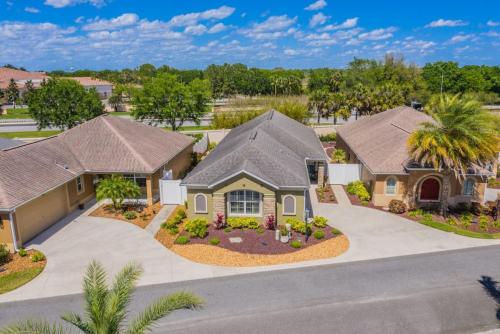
194, 194, 207, 213
463, 178, 475, 196
283, 195, 296, 215
228, 190, 261, 215
385, 177, 397, 195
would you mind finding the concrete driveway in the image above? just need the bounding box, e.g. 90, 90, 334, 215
1, 190, 499, 303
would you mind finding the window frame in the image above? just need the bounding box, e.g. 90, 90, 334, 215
76, 176, 85, 194
123, 173, 147, 188
282, 195, 296, 216
227, 190, 262, 217
463, 178, 475, 196
385, 177, 397, 195
194, 193, 208, 214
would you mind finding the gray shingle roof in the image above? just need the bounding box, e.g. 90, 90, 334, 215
0, 138, 23, 150
182, 110, 327, 189
337, 106, 433, 175
0, 116, 193, 210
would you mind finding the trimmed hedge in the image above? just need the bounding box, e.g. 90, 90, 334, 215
346, 181, 371, 201
312, 216, 328, 228
184, 218, 208, 238
227, 217, 259, 229
287, 218, 306, 234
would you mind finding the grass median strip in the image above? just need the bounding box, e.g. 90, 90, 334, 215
0, 130, 62, 139
418, 217, 500, 239
0, 267, 44, 294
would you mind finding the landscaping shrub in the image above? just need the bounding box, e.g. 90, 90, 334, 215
446, 217, 458, 226
493, 220, 500, 229
256, 227, 264, 234
331, 228, 342, 235
287, 218, 307, 234
421, 213, 435, 225
319, 132, 336, 142
209, 237, 220, 246
227, 217, 259, 229
265, 215, 276, 230
479, 215, 489, 231
279, 225, 288, 236
290, 240, 302, 249
177, 209, 187, 220
18, 248, 28, 257
330, 149, 347, 163
224, 226, 233, 233
460, 213, 473, 228
123, 211, 137, 220
213, 212, 226, 229
388, 200, 407, 214
313, 230, 325, 240
408, 208, 425, 217
31, 251, 45, 263
174, 235, 190, 245
184, 219, 208, 238
346, 181, 371, 201
0, 244, 9, 264
313, 216, 328, 228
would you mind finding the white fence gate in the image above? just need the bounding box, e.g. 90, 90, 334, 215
484, 188, 500, 203
328, 163, 361, 185
159, 179, 187, 205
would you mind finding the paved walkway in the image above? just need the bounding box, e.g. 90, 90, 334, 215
331, 184, 351, 206
1, 189, 500, 302
145, 204, 176, 235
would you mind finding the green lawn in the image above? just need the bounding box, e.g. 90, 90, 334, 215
417, 216, 500, 239
0, 108, 31, 119
109, 111, 133, 117
165, 125, 212, 131
0, 130, 61, 139
0, 267, 44, 294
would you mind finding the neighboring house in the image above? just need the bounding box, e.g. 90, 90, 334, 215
0, 67, 48, 93
182, 110, 328, 225
0, 115, 193, 251
336, 106, 492, 208
69, 77, 113, 99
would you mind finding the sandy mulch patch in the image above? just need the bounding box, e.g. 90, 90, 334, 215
316, 184, 337, 204
0, 249, 46, 277
89, 202, 162, 229
169, 235, 349, 267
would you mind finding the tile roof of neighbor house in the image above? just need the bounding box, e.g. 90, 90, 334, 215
0, 67, 48, 89
182, 110, 327, 189
69, 77, 113, 87
0, 116, 193, 210
336, 106, 433, 175
0, 138, 23, 150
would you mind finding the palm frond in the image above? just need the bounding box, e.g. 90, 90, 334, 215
126, 292, 203, 334
82, 260, 108, 332
0, 320, 68, 334
60, 313, 92, 334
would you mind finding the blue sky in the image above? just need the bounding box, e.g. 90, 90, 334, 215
0, 0, 499, 70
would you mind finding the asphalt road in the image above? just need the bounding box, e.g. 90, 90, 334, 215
1, 245, 500, 333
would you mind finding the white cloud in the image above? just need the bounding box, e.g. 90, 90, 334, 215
487, 20, 500, 27
44, 0, 106, 8
448, 33, 475, 44
284, 48, 299, 56
241, 15, 298, 40
321, 17, 358, 31
358, 27, 397, 40
305, 0, 327, 11
425, 19, 468, 28
167, 5, 235, 27
83, 13, 139, 31
309, 12, 329, 27
184, 24, 207, 35
24, 7, 40, 13
207, 23, 226, 34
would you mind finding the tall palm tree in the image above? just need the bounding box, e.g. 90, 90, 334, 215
408, 94, 499, 213
1, 261, 202, 334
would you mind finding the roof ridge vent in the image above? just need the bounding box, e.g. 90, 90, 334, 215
267, 110, 274, 120
249, 131, 258, 141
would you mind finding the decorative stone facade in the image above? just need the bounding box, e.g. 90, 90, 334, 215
212, 194, 225, 221
263, 195, 276, 220
317, 163, 325, 187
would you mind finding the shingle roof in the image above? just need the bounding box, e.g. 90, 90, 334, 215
69, 77, 113, 87
0, 138, 23, 150
0, 116, 193, 210
337, 106, 432, 175
0, 67, 48, 89
182, 110, 327, 189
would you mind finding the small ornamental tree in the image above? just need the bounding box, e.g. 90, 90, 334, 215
213, 212, 225, 229
330, 148, 347, 163
95, 175, 142, 210
6, 79, 19, 106
265, 215, 276, 230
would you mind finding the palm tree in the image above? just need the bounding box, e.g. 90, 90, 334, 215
308, 89, 330, 124
1, 261, 202, 334
408, 94, 499, 213
96, 175, 142, 211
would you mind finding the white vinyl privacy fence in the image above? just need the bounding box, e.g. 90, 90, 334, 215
159, 179, 187, 205
328, 163, 361, 185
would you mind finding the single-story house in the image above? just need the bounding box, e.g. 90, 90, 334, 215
182, 110, 328, 225
69, 77, 113, 99
336, 106, 493, 208
0, 67, 48, 93
0, 115, 193, 251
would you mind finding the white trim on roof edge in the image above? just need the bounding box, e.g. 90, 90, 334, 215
208, 170, 280, 190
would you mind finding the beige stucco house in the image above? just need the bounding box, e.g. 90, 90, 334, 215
336, 106, 493, 209
182, 110, 328, 225
0, 115, 193, 251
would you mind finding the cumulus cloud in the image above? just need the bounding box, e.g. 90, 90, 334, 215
207, 23, 226, 34
83, 13, 139, 31
44, 0, 106, 8
448, 33, 475, 44
167, 5, 235, 27
425, 19, 468, 28
358, 27, 397, 40
487, 20, 500, 27
309, 12, 329, 27
321, 17, 358, 31
305, 0, 327, 11
24, 7, 40, 13
184, 24, 207, 35
241, 15, 297, 40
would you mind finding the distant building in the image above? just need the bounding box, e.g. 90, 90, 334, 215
0, 67, 48, 93
69, 77, 113, 99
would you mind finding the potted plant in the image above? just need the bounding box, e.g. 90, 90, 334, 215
280, 225, 289, 243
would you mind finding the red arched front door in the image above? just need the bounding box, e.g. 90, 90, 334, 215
419, 178, 440, 201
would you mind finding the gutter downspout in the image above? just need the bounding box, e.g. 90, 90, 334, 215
8, 211, 19, 251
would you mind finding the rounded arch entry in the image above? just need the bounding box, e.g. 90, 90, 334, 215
419, 176, 441, 202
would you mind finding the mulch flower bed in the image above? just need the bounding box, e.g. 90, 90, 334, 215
0, 249, 46, 277
316, 184, 337, 204
89, 202, 162, 229
342, 185, 378, 208
322, 141, 336, 158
